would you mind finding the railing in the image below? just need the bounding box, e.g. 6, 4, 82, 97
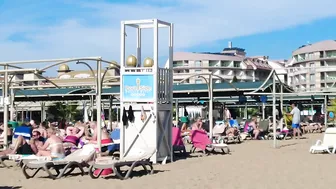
158, 68, 171, 104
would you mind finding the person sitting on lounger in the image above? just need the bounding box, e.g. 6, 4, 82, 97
0, 123, 13, 145
0, 130, 44, 155
33, 121, 48, 139
191, 118, 205, 131
37, 127, 65, 159
248, 117, 261, 140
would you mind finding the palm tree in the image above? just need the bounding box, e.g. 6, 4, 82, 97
47, 102, 81, 121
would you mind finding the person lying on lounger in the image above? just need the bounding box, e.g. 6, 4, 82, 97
86, 121, 112, 145
62, 123, 85, 148
0, 130, 44, 155
37, 128, 65, 160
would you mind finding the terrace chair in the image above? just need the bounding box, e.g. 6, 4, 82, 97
172, 127, 187, 156
309, 127, 336, 154
21, 145, 96, 179
88, 148, 156, 180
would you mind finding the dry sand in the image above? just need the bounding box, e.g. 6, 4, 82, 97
1, 133, 335, 189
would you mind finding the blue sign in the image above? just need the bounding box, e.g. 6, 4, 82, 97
122, 74, 154, 101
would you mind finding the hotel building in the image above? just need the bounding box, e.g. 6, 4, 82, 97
287, 40, 336, 91
169, 42, 273, 84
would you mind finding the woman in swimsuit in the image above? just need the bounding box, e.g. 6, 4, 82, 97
63, 123, 85, 148
37, 128, 65, 159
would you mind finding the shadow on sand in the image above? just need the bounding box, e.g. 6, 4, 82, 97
0, 186, 22, 189
278, 143, 298, 148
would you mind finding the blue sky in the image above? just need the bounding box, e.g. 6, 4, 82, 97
1, 0, 336, 75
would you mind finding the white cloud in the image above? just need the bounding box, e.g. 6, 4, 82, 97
1, 0, 336, 74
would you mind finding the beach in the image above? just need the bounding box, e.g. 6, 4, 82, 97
1, 133, 334, 189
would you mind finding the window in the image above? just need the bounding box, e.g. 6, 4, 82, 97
310, 74, 315, 83
233, 61, 241, 68
195, 69, 202, 72
195, 79, 202, 84
195, 60, 202, 67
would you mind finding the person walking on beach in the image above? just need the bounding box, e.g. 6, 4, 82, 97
287, 103, 302, 139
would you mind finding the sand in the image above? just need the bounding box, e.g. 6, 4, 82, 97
1, 133, 335, 189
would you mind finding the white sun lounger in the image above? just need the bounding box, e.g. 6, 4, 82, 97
22, 145, 96, 179
88, 148, 156, 180
309, 128, 336, 154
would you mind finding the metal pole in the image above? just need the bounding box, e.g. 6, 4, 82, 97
96, 60, 102, 153
175, 99, 179, 125
209, 74, 214, 140
90, 96, 94, 122
272, 73, 277, 148
244, 104, 247, 119
136, 28, 141, 67
3, 65, 8, 149
280, 84, 283, 115
109, 96, 113, 131
10, 88, 14, 121
262, 103, 265, 120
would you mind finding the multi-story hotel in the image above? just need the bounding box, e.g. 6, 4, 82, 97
169, 42, 273, 84
287, 40, 336, 91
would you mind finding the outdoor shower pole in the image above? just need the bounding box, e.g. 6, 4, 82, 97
272, 73, 277, 148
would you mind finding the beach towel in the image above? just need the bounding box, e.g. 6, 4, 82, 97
190, 130, 211, 151
172, 127, 184, 146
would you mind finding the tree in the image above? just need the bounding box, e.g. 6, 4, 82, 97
47, 102, 81, 122
232, 76, 238, 83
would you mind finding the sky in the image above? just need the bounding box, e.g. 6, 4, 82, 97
1, 0, 336, 75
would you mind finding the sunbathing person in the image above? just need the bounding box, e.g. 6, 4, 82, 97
0, 130, 44, 155
63, 123, 85, 148
191, 118, 205, 131
37, 128, 65, 159
33, 121, 48, 139
248, 117, 261, 140
224, 122, 239, 137
0, 123, 13, 145
86, 122, 112, 145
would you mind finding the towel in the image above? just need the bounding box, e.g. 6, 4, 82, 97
122, 107, 128, 126
128, 105, 135, 122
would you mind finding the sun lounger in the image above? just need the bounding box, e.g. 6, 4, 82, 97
172, 127, 187, 156
309, 128, 336, 154
191, 130, 230, 154
21, 145, 96, 179
88, 148, 156, 180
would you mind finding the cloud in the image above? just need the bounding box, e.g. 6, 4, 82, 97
0, 0, 336, 74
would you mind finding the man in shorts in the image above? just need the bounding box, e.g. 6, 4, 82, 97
288, 103, 302, 139
0, 130, 44, 155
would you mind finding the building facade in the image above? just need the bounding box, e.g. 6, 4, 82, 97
168, 43, 273, 84
287, 40, 336, 92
